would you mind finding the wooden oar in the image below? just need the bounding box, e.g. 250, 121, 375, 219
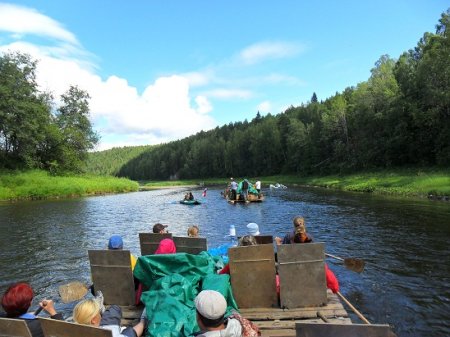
58, 281, 89, 303
336, 291, 371, 324
325, 253, 365, 273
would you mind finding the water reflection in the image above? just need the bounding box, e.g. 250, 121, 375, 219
0, 187, 449, 336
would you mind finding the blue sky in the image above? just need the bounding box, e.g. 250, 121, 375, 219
0, 1, 447, 150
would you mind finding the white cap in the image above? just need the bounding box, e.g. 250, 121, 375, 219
195, 290, 227, 320
247, 223, 260, 236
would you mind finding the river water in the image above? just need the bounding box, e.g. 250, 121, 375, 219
0, 187, 449, 337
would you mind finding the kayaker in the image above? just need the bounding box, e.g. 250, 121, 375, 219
153, 223, 169, 234
73, 298, 146, 337
1, 282, 63, 337
194, 290, 243, 337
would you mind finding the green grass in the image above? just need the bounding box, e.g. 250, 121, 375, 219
141, 169, 450, 199
0, 170, 139, 201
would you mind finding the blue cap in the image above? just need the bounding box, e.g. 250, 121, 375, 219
108, 235, 123, 249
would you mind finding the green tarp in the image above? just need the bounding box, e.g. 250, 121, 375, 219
237, 179, 259, 195
134, 252, 238, 337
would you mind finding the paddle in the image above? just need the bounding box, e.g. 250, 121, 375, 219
58, 281, 90, 303
325, 253, 365, 273
336, 291, 370, 324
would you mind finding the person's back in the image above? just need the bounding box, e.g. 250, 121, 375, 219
195, 290, 242, 337
108, 235, 137, 270
1, 283, 63, 337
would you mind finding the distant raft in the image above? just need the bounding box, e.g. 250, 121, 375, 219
270, 183, 287, 189
179, 199, 201, 205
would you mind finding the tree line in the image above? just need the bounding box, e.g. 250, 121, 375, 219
112, 10, 449, 180
0, 52, 98, 173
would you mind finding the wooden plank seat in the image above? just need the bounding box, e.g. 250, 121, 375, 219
172, 236, 207, 254
0, 317, 32, 337
88, 250, 135, 306
229, 244, 278, 308
240, 291, 351, 337
39, 317, 112, 337
238, 235, 274, 245
277, 243, 327, 308
295, 322, 396, 337
139, 233, 172, 256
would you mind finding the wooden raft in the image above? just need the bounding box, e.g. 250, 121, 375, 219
118, 290, 350, 335
240, 290, 351, 337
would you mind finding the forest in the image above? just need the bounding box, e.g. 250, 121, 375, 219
0, 53, 98, 173
88, 10, 449, 181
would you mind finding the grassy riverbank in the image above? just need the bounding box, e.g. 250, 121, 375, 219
0, 170, 139, 201
142, 169, 450, 199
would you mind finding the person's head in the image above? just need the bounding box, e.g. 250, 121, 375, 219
238, 235, 257, 246
195, 290, 227, 330
187, 225, 199, 237
73, 299, 101, 326
108, 235, 123, 250
293, 216, 308, 242
1, 283, 34, 317
155, 238, 177, 254
153, 223, 168, 234
246, 222, 260, 236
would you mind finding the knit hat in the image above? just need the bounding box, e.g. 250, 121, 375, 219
195, 290, 227, 320
246, 223, 260, 236
154, 239, 176, 254
108, 235, 123, 250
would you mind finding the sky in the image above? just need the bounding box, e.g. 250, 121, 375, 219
0, 1, 447, 150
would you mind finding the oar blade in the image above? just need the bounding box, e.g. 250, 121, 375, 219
58, 281, 89, 303
343, 258, 365, 273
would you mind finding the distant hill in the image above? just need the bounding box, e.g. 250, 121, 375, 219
86, 145, 152, 176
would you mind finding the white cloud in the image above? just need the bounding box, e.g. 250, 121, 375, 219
0, 3, 216, 149
239, 41, 304, 65
257, 101, 272, 114
0, 3, 79, 45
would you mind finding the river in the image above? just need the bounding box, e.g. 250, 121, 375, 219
0, 186, 449, 337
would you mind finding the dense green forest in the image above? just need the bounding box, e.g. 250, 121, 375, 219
0, 53, 98, 173
86, 145, 152, 175
93, 10, 448, 181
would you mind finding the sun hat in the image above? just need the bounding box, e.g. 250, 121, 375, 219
246, 223, 260, 236
195, 290, 227, 320
108, 235, 123, 249
153, 223, 168, 233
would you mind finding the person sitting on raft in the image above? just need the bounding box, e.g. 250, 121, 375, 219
1, 282, 63, 337
154, 238, 177, 254
73, 298, 146, 337
275, 216, 312, 245
195, 290, 242, 337
108, 235, 138, 270
187, 225, 200, 237
275, 216, 339, 293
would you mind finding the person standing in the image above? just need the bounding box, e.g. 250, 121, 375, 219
230, 178, 238, 200
255, 179, 261, 194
